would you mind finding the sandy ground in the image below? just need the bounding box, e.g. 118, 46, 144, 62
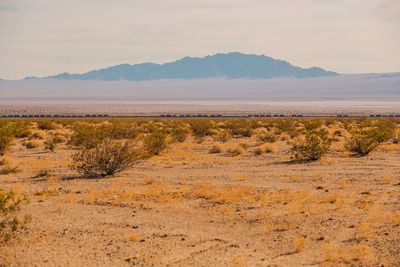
0, 130, 399, 266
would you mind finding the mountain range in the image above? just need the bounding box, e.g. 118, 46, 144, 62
31, 52, 337, 81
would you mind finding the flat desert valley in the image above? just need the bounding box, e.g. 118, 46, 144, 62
0, 117, 399, 266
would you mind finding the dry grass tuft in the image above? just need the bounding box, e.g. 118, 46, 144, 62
226, 145, 245, 156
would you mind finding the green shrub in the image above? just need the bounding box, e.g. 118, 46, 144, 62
72, 139, 143, 177
345, 127, 393, 156
0, 189, 30, 243
290, 131, 332, 161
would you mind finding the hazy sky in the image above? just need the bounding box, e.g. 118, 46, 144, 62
0, 0, 399, 79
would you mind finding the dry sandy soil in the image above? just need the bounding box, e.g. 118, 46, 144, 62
0, 120, 399, 267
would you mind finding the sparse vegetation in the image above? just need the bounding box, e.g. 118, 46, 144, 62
0, 117, 399, 266
0, 189, 30, 243
290, 131, 332, 161
144, 127, 168, 156
73, 139, 143, 177
0, 128, 13, 155
44, 136, 57, 151
37, 120, 56, 131
345, 127, 393, 156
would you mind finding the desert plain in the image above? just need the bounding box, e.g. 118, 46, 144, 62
0, 117, 399, 267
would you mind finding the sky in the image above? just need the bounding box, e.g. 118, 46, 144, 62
0, 0, 399, 79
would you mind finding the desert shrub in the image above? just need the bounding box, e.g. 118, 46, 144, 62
254, 143, 275, 155
69, 123, 100, 148
73, 139, 143, 177
226, 145, 245, 156
144, 128, 168, 156
345, 127, 393, 156
28, 132, 44, 140
0, 128, 13, 155
274, 119, 297, 135
69, 122, 137, 148
257, 131, 278, 143
393, 128, 400, 144
32, 169, 49, 178
333, 129, 343, 137
0, 165, 20, 175
0, 189, 30, 243
224, 120, 253, 137
290, 131, 332, 161
52, 134, 66, 144
23, 141, 39, 149
44, 136, 56, 151
209, 144, 224, 154
37, 120, 56, 131
303, 120, 323, 131
169, 127, 189, 143
189, 120, 213, 138
214, 130, 231, 143
6, 122, 31, 138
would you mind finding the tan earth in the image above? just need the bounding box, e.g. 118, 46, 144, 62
0, 119, 399, 267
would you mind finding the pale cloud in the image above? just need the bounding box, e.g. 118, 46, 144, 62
0, 0, 399, 79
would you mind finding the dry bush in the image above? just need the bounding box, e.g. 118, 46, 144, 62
169, 127, 189, 143
36, 120, 56, 131
257, 131, 278, 143
0, 165, 20, 175
209, 144, 224, 154
226, 145, 245, 156
0, 189, 30, 243
69, 122, 138, 149
28, 132, 44, 140
0, 128, 13, 155
274, 119, 298, 137
44, 136, 56, 151
290, 131, 332, 161
144, 128, 168, 156
393, 128, 400, 144
5, 122, 31, 138
73, 139, 143, 178
189, 119, 213, 138
32, 169, 50, 179
23, 141, 39, 149
214, 130, 231, 143
345, 127, 393, 156
254, 143, 275, 155
223, 120, 253, 137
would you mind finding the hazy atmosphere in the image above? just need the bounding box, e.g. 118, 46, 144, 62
1, 0, 400, 79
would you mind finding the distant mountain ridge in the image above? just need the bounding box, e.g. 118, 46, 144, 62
38, 52, 337, 81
